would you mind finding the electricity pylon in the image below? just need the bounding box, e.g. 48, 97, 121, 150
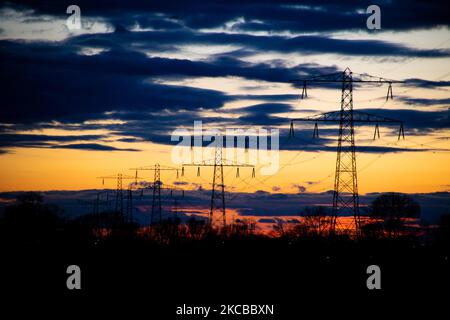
289, 67, 405, 235
97, 173, 141, 220
183, 134, 255, 228
78, 191, 108, 226
125, 184, 140, 223
93, 190, 110, 225
167, 186, 185, 219
130, 164, 180, 225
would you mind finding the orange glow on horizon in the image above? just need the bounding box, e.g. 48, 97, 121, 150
0, 137, 449, 194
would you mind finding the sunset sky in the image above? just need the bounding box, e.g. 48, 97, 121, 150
0, 0, 449, 203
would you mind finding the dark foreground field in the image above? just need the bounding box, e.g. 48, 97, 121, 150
1, 223, 448, 317
0, 194, 448, 317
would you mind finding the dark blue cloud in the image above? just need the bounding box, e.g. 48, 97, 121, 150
0, 133, 141, 152
1, 1, 449, 157
0, 133, 106, 147
403, 78, 450, 88
49, 143, 140, 152
237, 103, 294, 114
68, 28, 450, 58
1, 189, 449, 224
232, 94, 299, 101
399, 97, 450, 106
6, 0, 450, 32
0, 42, 232, 123
282, 141, 444, 153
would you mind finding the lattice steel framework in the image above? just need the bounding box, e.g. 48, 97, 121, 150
97, 173, 140, 221
290, 68, 405, 235
210, 140, 226, 227
150, 164, 162, 225
130, 164, 181, 225
183, 134, 255, 228
331, 68, 359, 233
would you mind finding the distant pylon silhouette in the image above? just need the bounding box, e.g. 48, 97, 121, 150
115, 173, 123, 216
183, 133, 255, 228
126, 186, 133, 223
130, 164, 181, 225
97, 173, 141, 222
210, 138, 226, 227
151, 164, 162, 225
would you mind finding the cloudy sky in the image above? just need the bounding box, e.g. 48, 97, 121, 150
0, 0, 449, 222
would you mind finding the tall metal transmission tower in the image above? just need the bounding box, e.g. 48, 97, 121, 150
152, 164, 162, 224
167, 186, 184, 219
116, 173, 123, 215
97, 173, 141, 221
92, 190, 110, 225
210, 141, 226, 227
130, 164, 180, 225
290, 67, 405, 235
126, 185, 134, 223
183, 134, 255, 228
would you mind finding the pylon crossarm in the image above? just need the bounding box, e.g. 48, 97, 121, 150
130, 165, 179, 171
97, 174, 139, 180
290, 71, 403, 84
291, 110, 402, 123
349, 110, 402, 123
182, 159, 254, 167
352, 72, 403, 84
183, 159, 215, 166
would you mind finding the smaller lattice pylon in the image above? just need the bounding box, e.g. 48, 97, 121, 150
97, 173, 142, 220
130, 164, 181, 225
182, 134, 255, 228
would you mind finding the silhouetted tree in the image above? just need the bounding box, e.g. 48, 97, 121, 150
186, 217, 209, 240
272, 219, 286, 237
301, 206, 329, 236
436, 214, 450, 244
151, 217, 182, 244
0, 192, 64, 244
370, 193, 421, 237
223, 219, 257, 238
361, 221, 384, 239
